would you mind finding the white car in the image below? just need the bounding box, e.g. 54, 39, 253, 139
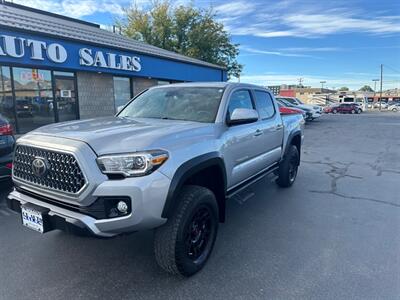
277, 97, 322, 119
388, 103, 400, 112
374, 102, 388, 109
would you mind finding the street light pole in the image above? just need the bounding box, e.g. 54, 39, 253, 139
320, 81, 326, 90
372, 79, 379, 97
372, 79, 379, 109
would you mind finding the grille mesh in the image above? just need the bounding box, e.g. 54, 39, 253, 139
13, 145, 86, 194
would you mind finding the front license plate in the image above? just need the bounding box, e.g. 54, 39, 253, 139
21, 206, 44, 233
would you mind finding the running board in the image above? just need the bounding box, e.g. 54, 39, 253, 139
226, 163, 279, 199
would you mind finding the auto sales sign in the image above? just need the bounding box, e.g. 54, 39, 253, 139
0, 33, 141, 72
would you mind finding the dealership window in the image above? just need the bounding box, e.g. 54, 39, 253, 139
13, 67, 54, 134
132, 78, 158, 96
0, 66, 16, 130
113, 77, 131, 112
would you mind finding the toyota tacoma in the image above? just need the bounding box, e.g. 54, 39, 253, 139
7, 82, 304, 276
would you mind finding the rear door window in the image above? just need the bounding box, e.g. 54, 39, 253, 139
254, 91, 275, 119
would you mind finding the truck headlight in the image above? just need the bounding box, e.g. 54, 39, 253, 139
96, 150, 168, 177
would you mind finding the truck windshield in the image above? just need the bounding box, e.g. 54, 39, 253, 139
118, 87, 224, 123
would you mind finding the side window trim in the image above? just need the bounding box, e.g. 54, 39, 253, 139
225, 88, 257, 123
252, 89, 276, 121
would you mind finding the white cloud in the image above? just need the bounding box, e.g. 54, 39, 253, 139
215, 0, 400, 38
278, 47, 341, 52
240, 46, 317, 58
14, 0, 127, 18
214, 1, 256, 17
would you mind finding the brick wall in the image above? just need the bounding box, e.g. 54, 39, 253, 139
76, 72, 115, 119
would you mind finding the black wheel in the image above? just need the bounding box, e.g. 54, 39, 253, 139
154, 185, 218, 276
357, 109, 362, 114
393, 108, 398, 112
276, 145, 300, 188
333, 109, 338, 114
351, 109, 355, 114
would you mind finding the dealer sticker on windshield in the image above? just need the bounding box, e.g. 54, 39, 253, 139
21, 206, 44, 233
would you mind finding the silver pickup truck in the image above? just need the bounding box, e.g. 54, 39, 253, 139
7, 82, 304, 276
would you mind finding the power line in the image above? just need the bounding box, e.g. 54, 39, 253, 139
383, 64, 400, 74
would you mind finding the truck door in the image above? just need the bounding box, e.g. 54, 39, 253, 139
222, 89, 265, 188
252, 90, 284, 167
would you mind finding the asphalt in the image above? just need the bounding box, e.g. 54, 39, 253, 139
0, 112, 399, 300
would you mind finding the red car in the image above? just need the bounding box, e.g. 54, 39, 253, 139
323, 104, 339, 114
331, 103, 361, 114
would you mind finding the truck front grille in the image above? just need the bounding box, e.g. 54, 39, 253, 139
13, 145, 86, 194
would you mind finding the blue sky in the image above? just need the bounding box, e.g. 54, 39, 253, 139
16, 0, 400, 90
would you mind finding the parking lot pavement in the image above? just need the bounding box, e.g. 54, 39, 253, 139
0, 112, 399, 300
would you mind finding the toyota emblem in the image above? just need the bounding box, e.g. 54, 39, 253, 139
32, 157, 48, 177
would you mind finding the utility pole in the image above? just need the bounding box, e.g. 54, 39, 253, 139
298, 78, 303, 87
379, 64, 383, 111
320, 81, 326, 90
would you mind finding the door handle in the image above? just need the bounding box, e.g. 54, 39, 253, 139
275, 124, 283, 130
254, 129, 263, 136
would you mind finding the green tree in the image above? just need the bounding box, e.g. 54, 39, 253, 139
117, 1, 242, 79
339, 86, 349, 91
359, 85, 374, 92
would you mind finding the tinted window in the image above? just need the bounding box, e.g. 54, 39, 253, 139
227, 90, 253, 117
119, 87, 224, 123
254, 91, 275, 119
283, 97, 298, 105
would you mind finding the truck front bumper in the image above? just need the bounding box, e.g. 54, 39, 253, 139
7, 171, 171, 237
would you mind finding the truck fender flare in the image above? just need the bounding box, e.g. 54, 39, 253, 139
161, 152, 227, 221
283, 130, 302, 162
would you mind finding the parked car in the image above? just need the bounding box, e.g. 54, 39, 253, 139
388, 103, 400, 112
276, 99, 309, 121
277, 97, 322, 120
276, 97, 315, 121
323, 104, 340, 114
276, 101, 306, 120
373, 102, 388, 109
7, 82, 304, 276
281, 97, 323, 113
339, 96, 367, 111
332, 103, 362, 114
0, 114, 15, 181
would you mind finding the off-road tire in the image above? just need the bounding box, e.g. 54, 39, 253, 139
276, 145, 300, 188
154, 185, 218, 277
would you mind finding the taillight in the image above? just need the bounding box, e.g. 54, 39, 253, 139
0, 124, 13, 135
279, 107, 303, 115
6, 163, 13, 169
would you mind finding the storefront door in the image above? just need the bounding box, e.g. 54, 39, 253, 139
54, 76, 78, 122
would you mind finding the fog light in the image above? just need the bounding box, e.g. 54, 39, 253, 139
117, 201, 128, 214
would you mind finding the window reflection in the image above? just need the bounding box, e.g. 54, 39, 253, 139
0, 66, 16, 129
13, 68, 55, 133
113, 77, 131, 113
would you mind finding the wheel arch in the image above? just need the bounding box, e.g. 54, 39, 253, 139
161, 152, 227, 222
284, 131, 302, 165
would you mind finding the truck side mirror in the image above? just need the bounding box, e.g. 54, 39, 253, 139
228, 108, 259, 125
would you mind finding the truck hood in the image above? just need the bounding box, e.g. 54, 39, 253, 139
29, 117, 216, 155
